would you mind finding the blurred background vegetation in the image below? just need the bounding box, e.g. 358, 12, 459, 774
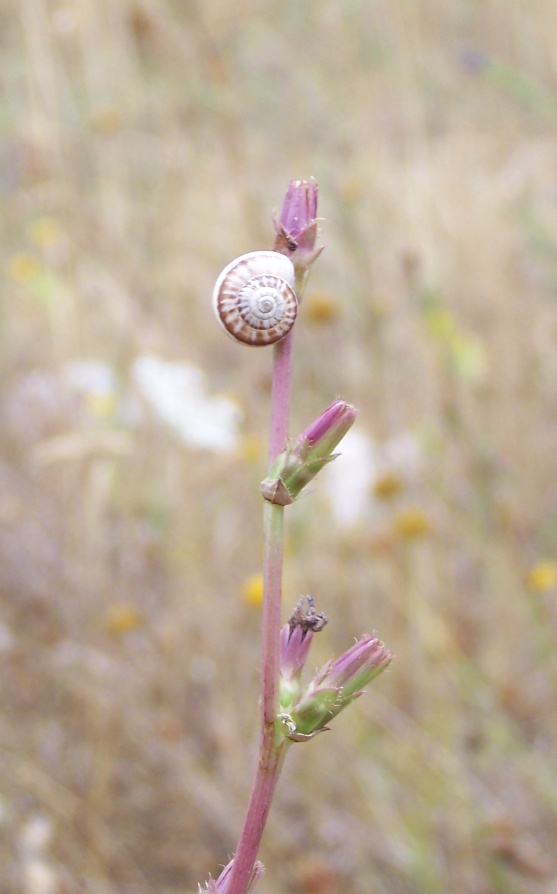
2, 1, 557, 892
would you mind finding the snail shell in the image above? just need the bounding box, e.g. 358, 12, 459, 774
212, 251, 298, 346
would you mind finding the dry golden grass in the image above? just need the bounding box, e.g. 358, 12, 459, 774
2, 1, 557, 892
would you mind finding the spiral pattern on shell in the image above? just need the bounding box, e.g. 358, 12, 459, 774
212, 251, 298, 346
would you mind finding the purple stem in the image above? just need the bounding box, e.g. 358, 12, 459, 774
223, 727, 287, 894
261, 501, 284, 724
268, 330, 294, 464
225, 334, 293, 894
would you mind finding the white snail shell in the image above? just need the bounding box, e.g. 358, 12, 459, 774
212, 251, 298, 346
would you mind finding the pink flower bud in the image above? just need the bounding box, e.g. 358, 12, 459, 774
278, 180, 318, 242
323, 635, 391, 699
289, 635, 392, 737
273, 179, 323, 277
261, 401, 357, 504
279, 596, 327, 710
295, 400, 357, 460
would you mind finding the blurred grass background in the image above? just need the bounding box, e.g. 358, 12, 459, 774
2, 0, 557, 892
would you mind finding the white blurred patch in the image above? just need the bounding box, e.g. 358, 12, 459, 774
323, 428, 423, 527
63, 360, 119, 422
0, 623, 15, 655
131, 354, 241, 453
377, 431, 423, 481
20, 814, 53, 856
2, 370, 72, 443
19, 815, 58, 894
323, 429, 377, 527
3, 357, 241, 454
3, 363, 117, 444
63, 360, 116, 397
22, 862, 58, 894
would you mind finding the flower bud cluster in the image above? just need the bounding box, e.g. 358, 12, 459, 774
278, 599, 392, 743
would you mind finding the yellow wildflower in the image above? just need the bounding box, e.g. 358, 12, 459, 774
84, 391, 117, 419
242, 573, 264, 608
104, 602, 145, 636
392, 506, 432, 540
90, 106, 122, 134
239, 435, 265, 464
29, 217, 63, 248
527, 561, 557, 592
7, 253, 41, 282
373, 471, 403, 501
304, 292, 339, 323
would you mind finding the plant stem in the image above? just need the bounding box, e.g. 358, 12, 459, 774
262, 330, 293, 719
224, 732, 287, 894
261, 501, 284, 724
268, 330, 294, 464
225, 514, 285, 892
226, 333, 294, 894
